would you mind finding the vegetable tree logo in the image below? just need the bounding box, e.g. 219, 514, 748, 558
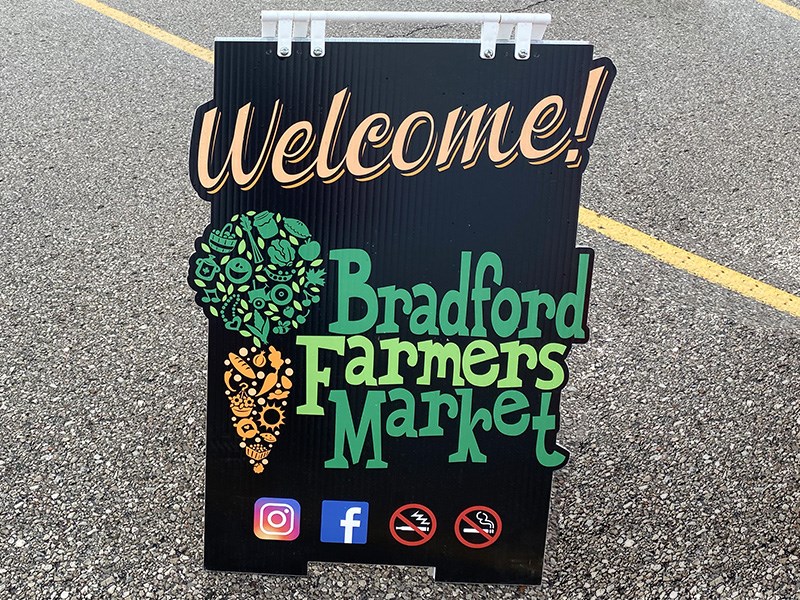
188, 211, 325, 474
189, 211, 325, 347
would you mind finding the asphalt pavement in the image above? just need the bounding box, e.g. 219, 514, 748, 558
0, 0, 797, 598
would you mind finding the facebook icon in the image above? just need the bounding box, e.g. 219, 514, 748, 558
320, 500, 369, 544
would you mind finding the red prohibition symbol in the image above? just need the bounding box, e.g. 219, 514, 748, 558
454, 506, 503, 549
389, 503, 437, 547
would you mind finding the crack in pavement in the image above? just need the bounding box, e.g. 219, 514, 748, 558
511, 0, 555, 12
395, 23, 449, 38
396, 3, 555, 38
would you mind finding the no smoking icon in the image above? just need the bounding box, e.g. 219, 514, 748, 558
455, 506, 502, 549
389, 503, 437, 546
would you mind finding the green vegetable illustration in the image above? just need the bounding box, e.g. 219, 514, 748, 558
268, 239, 295, 266
189, 212, 325, 346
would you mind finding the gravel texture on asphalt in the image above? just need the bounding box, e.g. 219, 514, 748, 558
0, 0, 797, 598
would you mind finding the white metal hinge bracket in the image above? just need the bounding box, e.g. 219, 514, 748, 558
261, 11, 551, 60
310, 18, 326, 57
276, 15, 293, 56
480, 19, 501, 60
513, 21, 533, 60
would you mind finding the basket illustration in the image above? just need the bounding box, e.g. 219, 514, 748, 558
245, 444, 271, 461
208, 223, 237, 253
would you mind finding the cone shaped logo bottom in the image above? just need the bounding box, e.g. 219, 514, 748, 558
224, 345, 292, 474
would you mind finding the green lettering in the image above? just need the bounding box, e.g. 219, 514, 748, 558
378, 338, 418, 385
329, 248, 378, 334
519, 289, 556, 338
490, 287, 521, 338
409, 283, 439, 335
417, 340, 465, 386
449, 388, 492, 463
344, 335, 377, 386
469, 252, 502, 337
462, 340, 499, 387
531, 392, 567, 468
376, 285, 413, 334
498, 341, 537, 388
439, 251, 471, 336
324, 389, 388, 468
536, 342, 566, 391
295, 335, 345, 415
419, 390, 458, 436
386, 388, 417, 438
555, 251, 592, 340
493, 390, 530, 436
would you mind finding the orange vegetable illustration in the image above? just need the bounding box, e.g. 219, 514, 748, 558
257, 372, 278, 396
224, 345, 292, 474
223, 369, 235, 391
228, 352, 256, 379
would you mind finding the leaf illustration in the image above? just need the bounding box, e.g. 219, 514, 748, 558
244, 311, 271, 344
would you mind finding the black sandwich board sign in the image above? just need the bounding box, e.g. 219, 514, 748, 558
187, 15, 614, 585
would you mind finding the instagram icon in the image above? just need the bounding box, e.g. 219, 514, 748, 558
253, 498, 301, 541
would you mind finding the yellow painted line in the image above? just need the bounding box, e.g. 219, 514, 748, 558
579, 208, 800, 318
73, 0, 213, 64
756, 0, 800, 21
72, 0, 800, 319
